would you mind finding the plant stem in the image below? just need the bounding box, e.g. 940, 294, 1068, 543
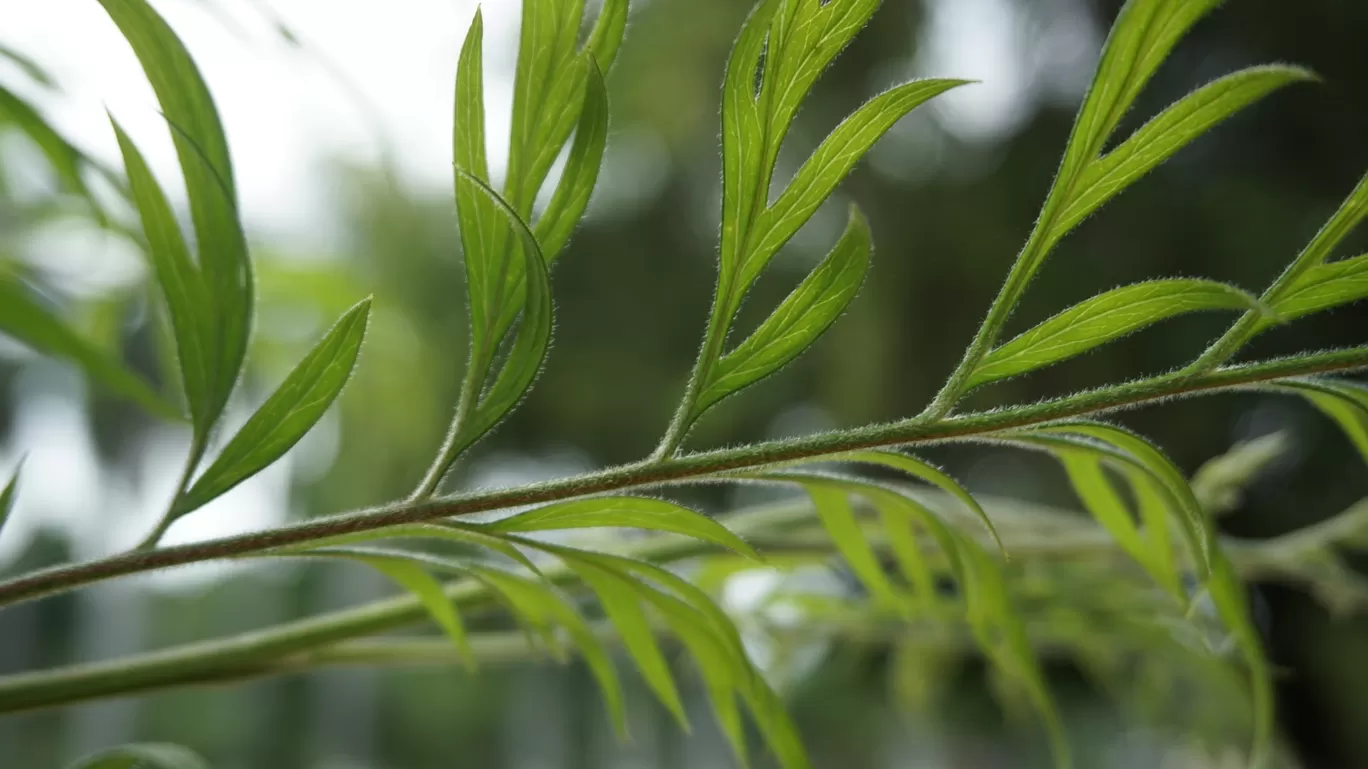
0, 346, 1365, 610
133, 433, 207, 551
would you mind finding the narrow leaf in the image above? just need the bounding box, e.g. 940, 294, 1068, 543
969, 279, 1262, 389
98, 0, 252, 426
0, 43, 58, 88
457, 171, 554, 443
719, 0, 781, 278
0, 274, 177, 420
0, 457, 23, 539
468, 564, 626, 733
482, 496, 760, 560
284, 522, 542, 575
1051, 66, 1314, 241
65, 743, 211, 769
1269, 380, 1368, 463
341, 551, 474, 668
1272, 169, 1368, 293
453, 8, 496, 342
840, 450, 1004, 554
1267, 253, 1368, 323
0, 86, 102, 215
804, 481, 902, 607
175, 298, 371, 516
738, 78, 967, 296
698, 204, 870, 414
584, 0, 629, 73
533, 58, 609, 262
110, 118, 213, 426
557, 553, 690, 730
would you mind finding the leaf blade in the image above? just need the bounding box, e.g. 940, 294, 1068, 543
969, 279, 1262, 388
176, 298, 371, 515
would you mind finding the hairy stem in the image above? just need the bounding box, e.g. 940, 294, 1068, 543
0, 346, 1365, 610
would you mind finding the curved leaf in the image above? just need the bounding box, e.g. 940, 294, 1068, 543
802, 480, 902, 607
738, 78, 967, 298
66, 743, 210, 769
0, 43, 58, 88
481, 496, 760, 560
584, 0, 629, 74
533, 58, 609, 263
698, 204, 870, 413
0, 85, 103, 216
554, 552, 690, 730
969, 279, 1262, 388
1268, 253, 1368, 323
99, 0, 252, 427
0, 274, 177, 420
840, 449, 1004, 554
281, 522, 542, 575
1267, 379, 1368, 463
175, 298, 371, 516
466, 564, 626, 734
1051, 66, 1314, 242
109, 118, 214, 426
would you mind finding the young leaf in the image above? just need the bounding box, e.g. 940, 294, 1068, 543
957, 541, 1072, 769
696, 205, 870, 413
109, 119, 214, 427
0, 86, 103, 216
1050, 66, 1314, 242
533, 58, 609, 263
315, 549, 474, 668
466, 564, 627, 734
802, 481, 903, 607
737, 78, 967, 295
1018, 422, 1213, 574
839, 449, 1004, 553
0, 274, 178, 420
480, 496, 760, 560
456, 171, 554, 444
968, 279, 1263, 389
1268, 380, 1368, 463
65, 743, 211, 769
1266, 253, 1368, 323
98, 0, 253, 428
554, 552, 691, 730
174, 298, 371, 517
0, 457, 23, 539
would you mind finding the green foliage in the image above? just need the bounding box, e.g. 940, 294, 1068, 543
65, 743, 211, 769
0, 1, 1366, 768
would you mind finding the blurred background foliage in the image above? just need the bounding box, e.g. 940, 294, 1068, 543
1, 0, 1367, 767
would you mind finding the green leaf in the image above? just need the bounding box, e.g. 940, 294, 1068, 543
968, 279, 1264, 389
1270, 170, 1368, 296
0, 43, 58, 88
452, 7, 495, 335
735, 78, 966, 299
839, 449, 1004, 554
584, 0, 629, 73
98, 0, 253, 429
533, 58, 609, 262
329, 550, 474, 668
65, 743, 211, 769
0, 85, 103, 216
0, 457, 23, 539
506, 0, 589, 214
696, 204, 870, 414
456, 171, 554, 444
554, 552, 690, 730
277, 522, 542, 575
1051, 66, 1314, 242
0, 274, 177, 420
957, 541, 1072, 769
109, 119, 214, 426
1268, 253, 1368, 323
1019, 422, 1212, 574
481, 496, 760, 559
467, 564, 626, 733
1268, 379, 1368, 463
1205, 549, 1274, 768
174, 298, 371, 516
1191, 433, 1290, 516
802, 481, 903, 608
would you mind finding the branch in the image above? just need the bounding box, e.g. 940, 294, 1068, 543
0, 347, 1363, 610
